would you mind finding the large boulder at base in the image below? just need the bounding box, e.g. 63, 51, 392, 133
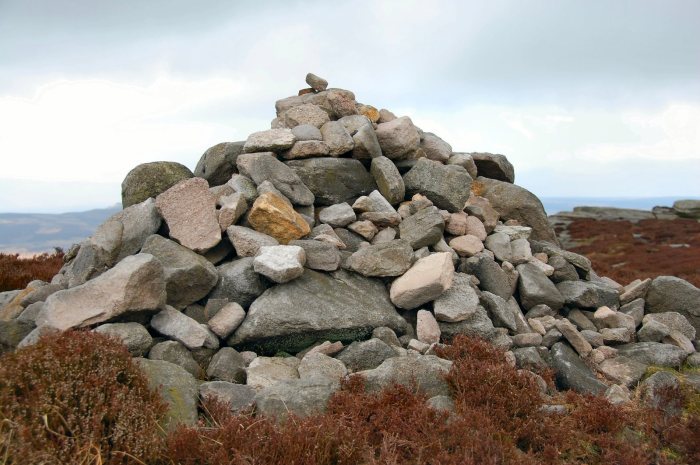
134, 358, 198, 430
672, 199, 700, 219
286, 157, 377, 206
556, 280, 619, 310
228, 269, 408, 354
471, 153, 515, 183
194, 141, 244, 187
549, 342, 607, 395
255, 377, 340, 421
645, 276, 700, 335
358, 355, 453, 398
199, 381, 255, 413
141, 234, 218, 308
121, 161, 194, 208
477, 177, 559, 244
209, 258, 269, 309
615, 342, 687, 368
38, 254, 166, 330
403, 158, 472, 212
236, 152, 314, 206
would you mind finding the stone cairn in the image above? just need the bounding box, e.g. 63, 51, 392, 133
1, 73, 698, 427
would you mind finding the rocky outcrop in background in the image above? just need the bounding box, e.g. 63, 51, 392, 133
1, 74, 698, 427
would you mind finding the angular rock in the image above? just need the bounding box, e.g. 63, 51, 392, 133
121, 161, 194, 208
555, 319, 593, 357
148, 340, 201, 377
151, 306, 219, 350
549, 343, 607, 395
643, 312, 696, 340
141, 235, 218, 308
471, 153, 515, 183
346, 239, 413, 277
94, 322, 152, 356
283, 103, 330, 128
374, 116, 421, 160
194, 141, 244, 187
556, 281, 619, 310
227, 225, 279, 257
298, 352, 347, 381
199, 381, 255, 412
347, 220, 378, 240
210, 258, 268, 309
516, 262, 564, 311
288, 239, 341, 271
243, 129, 295, 153
286, 157, 376, 206
639, 371, 682, 415
217, 192, 248, 231
206, 347, 247, 383
246, 356, 300, 390
359, 355, 452, 398
229, 270, 408, 354
255, 377, 339, 421
673, 199, 700, 219
620, 278, 651, 305
438, 305, 499, 342
253, 245, 306, 283
320, 121, 354, 156
420, 132, 452, 163
236, 152, 314, 206
0, 320, 35, 351
370, 156, 405, 205
399, 206, 445, 249
390, 252, 454, 310
433, 273, 480, 323
336, 338, 397, 372
227, 174, 258, 204
481, 291, 517, 331
249, 192, 311, 244
207, 302, 246, 339
403, 158, 472, 212
338, 115, 372, 135
449, 235, 484, 257
319, 202, 356, 227
645, 276, 700, 335
597, 356, 647, 387
416, 309, 441, 344
352, 123, 383, 159
291, 124, 323, 141
38, 254, 166, 330
460, 254, 512, 300
616, 342, 687, 367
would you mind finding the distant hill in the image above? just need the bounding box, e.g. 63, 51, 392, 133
0, 205, 121, 254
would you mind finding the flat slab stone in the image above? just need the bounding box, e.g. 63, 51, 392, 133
151, 306, 219, 350
346, 239, 413, 277
550, 342, 607, 395
243, 128, 296, 153
390, 252, 454, 310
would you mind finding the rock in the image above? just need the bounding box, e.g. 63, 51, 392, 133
305, 73, 328, 92
246, 356, 300, 390
357, 105, 380, 123
237, 152, 314, 206
399, 206, 445, 249
148, 340, 201, 377
38, 254, 166, 330
510, 239, 532, 265
194, 141, 244, 187
155, 178, 221, 253
134, 358, 198, 429
556, 281, 619, 310
513, 347, 547, 370
445, 212, 468, 236
484, 232, 512, 262
464, 216, 487, 241
255, 377, 339, 421
639, 371, 682, 415
481, 292, 517, 331
460, 254, 512, 300
298, 352, 347, 381
663, 331, 695, 355
217, 193, 248, 231
227, 225, 279, 257
372, 327, 402, 348
19, 283, 62, 307
253, 245, 306, 283
593, 306, 636, 333
471, 153, 515, 183
645, 276, 700, 335
336, 338, 397, 372
447, 153, 478, 178
199, 381, 255, 412
319, 202, 356, 227
464, 194, 499, 233
390, 252, 454, 310
597, 356, 647, 387
403, 159, 472, 212
555, 319, 593, 357
326, 89, 358, 117
549, 342, 607, 395
288, 239, 341, 271
0, 320, 35, 351
206, 347, 247, 383
304, 341, 344, 357
286, 157, 376, 206
346, 239, 413, 277
151, 306, 219, 350
416, 309, 441, 344
207, 302, 246, 339
283, 103, 330, 128
121, 161, 194, 208
332, 227, 365, 252
141, 235, 218, 308
93, 322, 152, 356
248, 192, 311, 244
291, 124, 322, 141
516, 263, 564, 311
352, 123, 383, 159
320, 121, 354, 156
477, 177, 558, 244
438, 305, 499, 342
449, 235, 484, 257
433, 273, 480, 323
227, 174, 258, 204
359, 355, 452, 398
672, 199, 700, 219
210, 258, 269, 309
512, 333, 543, 347
604, 384, 631, 405
420, 133, 452, 163
620, 298, 645, 327
229, 270, 408, 354
374, 116, 421, 160
370, 156, 405, 205
620, 278, 651, 305
347, 220, 378, 240
338, 115, 371, 135
243, 129, 296, 153
567, 309, 597, 331
616, 342, 687, 367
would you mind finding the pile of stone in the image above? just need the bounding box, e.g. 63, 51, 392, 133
1, 73, 698, 427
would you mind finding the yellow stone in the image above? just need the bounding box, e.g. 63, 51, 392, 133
0, 283, 41, 321
358, 104, 380, 123
248, 192, 311, 244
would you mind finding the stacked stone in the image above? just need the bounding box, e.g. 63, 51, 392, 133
0, 73, 698, 428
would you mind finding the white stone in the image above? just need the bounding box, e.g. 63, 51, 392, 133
151, 305, 219, 350
246, 356, 300, 390
390, 252, 454, 309
207, 302, 246, 339
318, 202, 356, 227
253, 245, 306, 283
416, 309, 441, 344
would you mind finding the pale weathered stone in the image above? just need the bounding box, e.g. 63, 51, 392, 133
217, 193, 248, 231
417, 309, 441, 344
390, 252, 454, 309
207, 302, 246, 339
449, 235, 484, 257
253, 245, 306, 283
283, 103, 330, 128
374, 116, 421, 160
226, 225, 279, 257
246, 356, 300, 390
555, 319, 593, 357
319, 203, 356, 227
151, 306, 219, 350
243, 128, 296, 153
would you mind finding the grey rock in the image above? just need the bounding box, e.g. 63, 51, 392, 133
255, 377, 339, 421
17, 301, 44, 324
94, 322, 152, 356
320, 121, 354, 156
209, 257, 269, 309
510, 238, 532, 265
673, 199, 700, 219
643, 312, 696, 340
298, 352, 347, 381
38, 254, 166, 330
286, 157, 376, 206
319, 202, 356, 227
134, 358, 198, 430
481, 291, 517, 331
346, 239, 413, 277
566, 309, 597, 332
217, 192, 248, 231
620, 278, 651, 305
403, 158, 472, 212
151, 306, 219, 350
141, 235, 218, 308
597, 356, 647, 387
291, 124, 322, 141
637, 319, 671, 342
447, 153, 478, 178
288, 239, 341, 271
399, 206, 445, 249
199, 381, 255, 412
305, 73, 328, 92
549, 255, 579, 283
0, 320, 35, 350
236, 152, 314, 206
207, 347, 247, 383
427, 395, 456, 414
352, 123, 383, 159
148, 340, 201, 377
555, 319, 593, 357
246, 356, 300, 390
471, 152, 515, 183
374, 116, 421, 160
19, 283, 63, 307
549, 342, 607, 395
556, 281, 619, 310
433, 273, 480, 322
194, 141, 244, 187
333, 227, 366, 252
229, 269, 407, 354
227, 225, 279, 257
420, 132, 452, 163
513, 347, 548, 370
645, 276, 700, 335
616, 342, 687, 367
283, 103, 330, 128
512, 333, 543, 347
227, 174, 258, 204
372, 327, 402, 347
359, 355, 452, 398
121, 161, 194, 208
253, 245, 306, 284
439, 306, 498, 342
338, 115, 372, 135
243, 128, 296, 153
516, 262, 564, 311
460, 254, 513, 300
478, 178, 558, 244
639, 371, 682, 415
336, 338, 397, 372
620, 298, 645, 328
370, 156, 405, 205
484, 233, 512, 262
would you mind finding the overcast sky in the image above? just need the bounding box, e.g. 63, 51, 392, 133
1, 0, 699, 213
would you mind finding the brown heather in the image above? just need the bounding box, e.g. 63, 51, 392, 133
0, 250, 64, 292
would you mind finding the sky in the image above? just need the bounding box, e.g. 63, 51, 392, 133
0, 0, 699, 213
